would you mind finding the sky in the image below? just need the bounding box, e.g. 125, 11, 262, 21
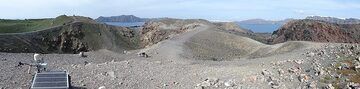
0, 0, 359, 21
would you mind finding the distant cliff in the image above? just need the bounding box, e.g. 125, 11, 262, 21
306, 16, 360, 24
95, 15, 149, 22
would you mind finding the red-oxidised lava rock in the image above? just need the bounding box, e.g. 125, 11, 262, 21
270, 19, 360, 44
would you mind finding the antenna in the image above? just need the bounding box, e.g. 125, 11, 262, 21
33, 53, 47, 73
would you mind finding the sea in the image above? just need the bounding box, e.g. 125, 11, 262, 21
238, 24, 282, 33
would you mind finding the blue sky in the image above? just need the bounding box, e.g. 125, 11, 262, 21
0, 0, 359, 21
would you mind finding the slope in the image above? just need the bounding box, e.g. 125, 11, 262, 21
0, 15, 139, 53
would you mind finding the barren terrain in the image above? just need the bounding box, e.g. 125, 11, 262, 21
1, 18, 360, 89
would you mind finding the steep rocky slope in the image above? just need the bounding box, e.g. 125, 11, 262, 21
270, 19, 360, 44
0, 15, 138, 53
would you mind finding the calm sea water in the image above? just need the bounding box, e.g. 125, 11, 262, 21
103, 22, 145, 27
238, 24, 282, 33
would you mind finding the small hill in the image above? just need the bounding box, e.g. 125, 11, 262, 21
138, 18, 310, 61
270, 19, 360, 44
95, 15, 148, 22
0, 15, 139, 53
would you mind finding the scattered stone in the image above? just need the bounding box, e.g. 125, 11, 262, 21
196, 78, 219, 87
224, 80, 235, 87
350, 46, 355, 50
298, 74, 309, 82
84, 61, 89, 65
248, 75, 257, 83
347, 82, 360, 89
336, 55, 341, 59
138, 52, 149, 58
325, 84, 335, 89
288, 67, 300, 73
1, 58, 6, 61
269, 79, 280, 88
354, 62, 360, 70
315, 68, 324, 76
71, 64, 78, 68
79, 52, 87, 57
294, 60, 304, 64
337, 66, 342, 70
163, 84, 168, 86
307, 81, 316, 89
194, 86, 204, 89
98, 86, 106, 89
173, 82, 179, 85
339, 63, 350, 70
107, 71, 115, 79
357, 57, 360, 61
278, 69, 285, 76
307, 52, 315, 57
289, 75, 294, 81
262, 70, 271, 76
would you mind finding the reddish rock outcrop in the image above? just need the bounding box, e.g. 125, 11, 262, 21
270, 19, 360, 44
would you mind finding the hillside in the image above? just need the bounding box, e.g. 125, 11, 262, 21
0, 15, 74, 33
270, 19, 360, 44
0, 15, 139, 53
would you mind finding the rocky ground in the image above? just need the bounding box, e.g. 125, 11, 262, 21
1, 18, 360, 89
0, 27, 359, 89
